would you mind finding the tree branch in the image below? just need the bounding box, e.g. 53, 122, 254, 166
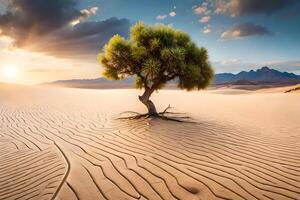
137, 72, 149, 90
160, 104, 173, 114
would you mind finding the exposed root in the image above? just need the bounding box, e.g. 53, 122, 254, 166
158, 115, 195, 123
160, 104, 173, 114
119, 111, 142, 115
159, 104, 187, 115
117, 105, 195, 123
117, 113, 148, 120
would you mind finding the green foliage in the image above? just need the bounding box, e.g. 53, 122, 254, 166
134, 76, 144, 89
99, 21, 214, 91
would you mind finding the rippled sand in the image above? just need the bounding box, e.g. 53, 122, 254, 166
0, 85, 299, 200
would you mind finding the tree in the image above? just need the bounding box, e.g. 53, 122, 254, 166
99, 22, 214, 118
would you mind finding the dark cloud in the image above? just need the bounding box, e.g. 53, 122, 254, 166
0, 0, 131, 58
33, 17, 131, 57
221, 23, 270, 39
0, 0, 81, 45
232, 0, 296, 15
215, 0, 297, 16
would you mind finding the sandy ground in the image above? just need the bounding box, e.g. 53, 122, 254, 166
0, 85, 299, 200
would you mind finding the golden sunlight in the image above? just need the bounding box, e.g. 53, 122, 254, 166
1, 65, 18, 82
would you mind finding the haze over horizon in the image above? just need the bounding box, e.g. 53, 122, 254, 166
0, 0, 300, 84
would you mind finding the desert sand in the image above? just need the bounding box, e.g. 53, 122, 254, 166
0, 85, 299, 200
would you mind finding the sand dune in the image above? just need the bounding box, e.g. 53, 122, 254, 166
0, 86, 299, 200
255, 84, 300, 94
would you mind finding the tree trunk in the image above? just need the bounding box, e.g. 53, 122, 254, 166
138, 88, 158, 116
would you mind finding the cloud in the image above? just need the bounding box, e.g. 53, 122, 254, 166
156, 14, 168, 20
33, 17, 131, 57
70, 6, 99, 26
221, 23, 270, 39
214, 0, 230, 14
202, 27, 212, 34
220, 58, 240, 65
156, 10, 176, 21
0, 39, 100, 84
214, 0, 297, 16
212, 59, 254, 73
0, 0, 131, 58
199, 16, 210, 23
169, 11, 176, 17
261, 60, 300, 74
193, 5, 208, 15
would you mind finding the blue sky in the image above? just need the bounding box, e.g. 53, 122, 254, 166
80, 0, 300, 73
0, 0, 299, 84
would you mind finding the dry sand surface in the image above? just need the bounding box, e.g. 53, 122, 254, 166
257, 84, 300, 94
0, 85, 299, 200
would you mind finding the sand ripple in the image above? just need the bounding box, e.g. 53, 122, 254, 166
0, 87, 299, 200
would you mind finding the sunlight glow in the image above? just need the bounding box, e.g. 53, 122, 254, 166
1, 65, 18, 81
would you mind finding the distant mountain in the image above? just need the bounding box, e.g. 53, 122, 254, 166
42, 77, 135, 89
42, 67, 300, 89
214, 67, 300, 85
231, 80, 258, 85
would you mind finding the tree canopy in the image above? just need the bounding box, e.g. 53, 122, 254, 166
99, 22, 214, 91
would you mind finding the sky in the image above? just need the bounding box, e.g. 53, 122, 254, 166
0, 0, 299, 84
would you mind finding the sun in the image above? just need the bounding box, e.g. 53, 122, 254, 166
1, 65, 18, 80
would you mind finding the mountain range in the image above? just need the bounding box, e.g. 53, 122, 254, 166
215, 66, 300, 85
43, 67, 300, 89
